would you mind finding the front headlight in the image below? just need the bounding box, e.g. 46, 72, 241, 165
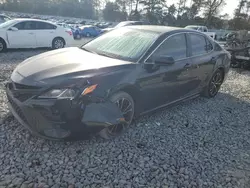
38, 89, 76, 99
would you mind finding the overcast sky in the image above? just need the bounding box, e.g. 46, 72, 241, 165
166, 0, 239, 19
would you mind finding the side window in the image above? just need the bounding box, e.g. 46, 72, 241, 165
13, 22, 25, 30
14, 21, 36, 30
214, 42, 223, 51
206, 38, 213, 52
189, 34, 212, 56
150, 34, 187, 61
36, 22, 57, 30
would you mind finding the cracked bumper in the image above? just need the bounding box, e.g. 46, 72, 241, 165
6, 88, 124, 140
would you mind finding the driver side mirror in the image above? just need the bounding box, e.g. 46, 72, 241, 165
154, 55, 175, 66
9, 27, 18, 31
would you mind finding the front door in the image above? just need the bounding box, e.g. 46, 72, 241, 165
137, 33, 201, 112
7, 21, 37, 48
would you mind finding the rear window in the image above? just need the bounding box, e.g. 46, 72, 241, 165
189, 33, 213, 56
36, 22, 57, 30
214, 42, 223, 51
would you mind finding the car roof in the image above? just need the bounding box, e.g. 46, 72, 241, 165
126, 25, 194, 34
185, 25, 205, 27
11, 18, 56, 25
13, 18, 53, 22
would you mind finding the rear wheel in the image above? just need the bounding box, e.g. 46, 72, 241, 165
76, 34, 81, 39
0, 39, 6, 53
99, 91, 134, 139
86, 32, 91, 37
52, 38, 65, 49
203, 69, 224, 98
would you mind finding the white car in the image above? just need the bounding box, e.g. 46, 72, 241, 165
0, 19, 74, 52
0, 14, 11, 24
185, 25, 216, 40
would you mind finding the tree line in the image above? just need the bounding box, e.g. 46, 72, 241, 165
0, 0, 250, 30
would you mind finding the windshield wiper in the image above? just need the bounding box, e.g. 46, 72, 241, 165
95, 52, 114, 58
81, 47, 97, 54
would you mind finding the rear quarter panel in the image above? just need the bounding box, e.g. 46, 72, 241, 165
56, 27, 74, 47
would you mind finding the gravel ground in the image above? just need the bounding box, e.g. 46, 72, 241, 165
1, 48, 250, 188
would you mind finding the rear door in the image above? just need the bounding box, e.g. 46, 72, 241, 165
7, 21, 37, 48
187, 33, 215, 91
35, 21, 57, 47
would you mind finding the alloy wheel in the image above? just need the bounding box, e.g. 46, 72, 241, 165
209, 71, 223, 97
0, 42, 4, 52
107, 98, 134, 136
54, 39, 64, 49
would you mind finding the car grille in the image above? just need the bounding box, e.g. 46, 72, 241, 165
7, 93, 28, 124
7, 82, 41, 102
13, 82, 40, 90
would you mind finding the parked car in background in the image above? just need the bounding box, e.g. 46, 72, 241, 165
79, 25, 102, 37
185, 25, 217, 40
72, 26, 82, 39
6, 26, 230, 140
0, 19, 74, 52
0, 14, 11, 24
94, 22, 111, 29
102, 20, 150, 33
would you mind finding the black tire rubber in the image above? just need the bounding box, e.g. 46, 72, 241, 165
202, 69, 224, 98
52, 37, 65, 49
86, 32, 91, 37
76, 34, 81, 39
0, 38, 7, 53
99, 91, 135, 139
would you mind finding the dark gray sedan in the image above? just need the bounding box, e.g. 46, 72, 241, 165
6, 26, 231, 140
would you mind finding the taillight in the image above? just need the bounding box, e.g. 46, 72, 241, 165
66, 30, 72, 36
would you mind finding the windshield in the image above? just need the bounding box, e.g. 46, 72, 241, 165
81, 27, 159, 62
0, 20, 17, 29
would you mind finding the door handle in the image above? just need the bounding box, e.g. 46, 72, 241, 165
211, 57, 216, 63
29, 33, 34, 35
184, 63, 192, 68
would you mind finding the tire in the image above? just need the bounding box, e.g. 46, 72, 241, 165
99, 91, 135, 139
0, 39, 6, 53
52, 37, 65, 49
202, 69, 224, 98
76, 34, 81, 39
86, 32, 91, 37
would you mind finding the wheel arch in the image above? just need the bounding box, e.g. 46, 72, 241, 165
109, 84, 141, 117
0, 37, 7, 47
217, 67, 225, 81
52, 36, 66, 45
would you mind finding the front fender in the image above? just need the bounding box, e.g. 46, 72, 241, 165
81, 102, 125, 128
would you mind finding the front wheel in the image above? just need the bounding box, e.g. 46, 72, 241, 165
202, 69, 224, 98
99, 91, 135, 139
0, 39, 6, 53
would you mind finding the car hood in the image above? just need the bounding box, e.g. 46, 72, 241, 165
12, 47, 132, 85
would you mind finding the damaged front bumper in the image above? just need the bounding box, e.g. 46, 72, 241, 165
6, 86, 124, 140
